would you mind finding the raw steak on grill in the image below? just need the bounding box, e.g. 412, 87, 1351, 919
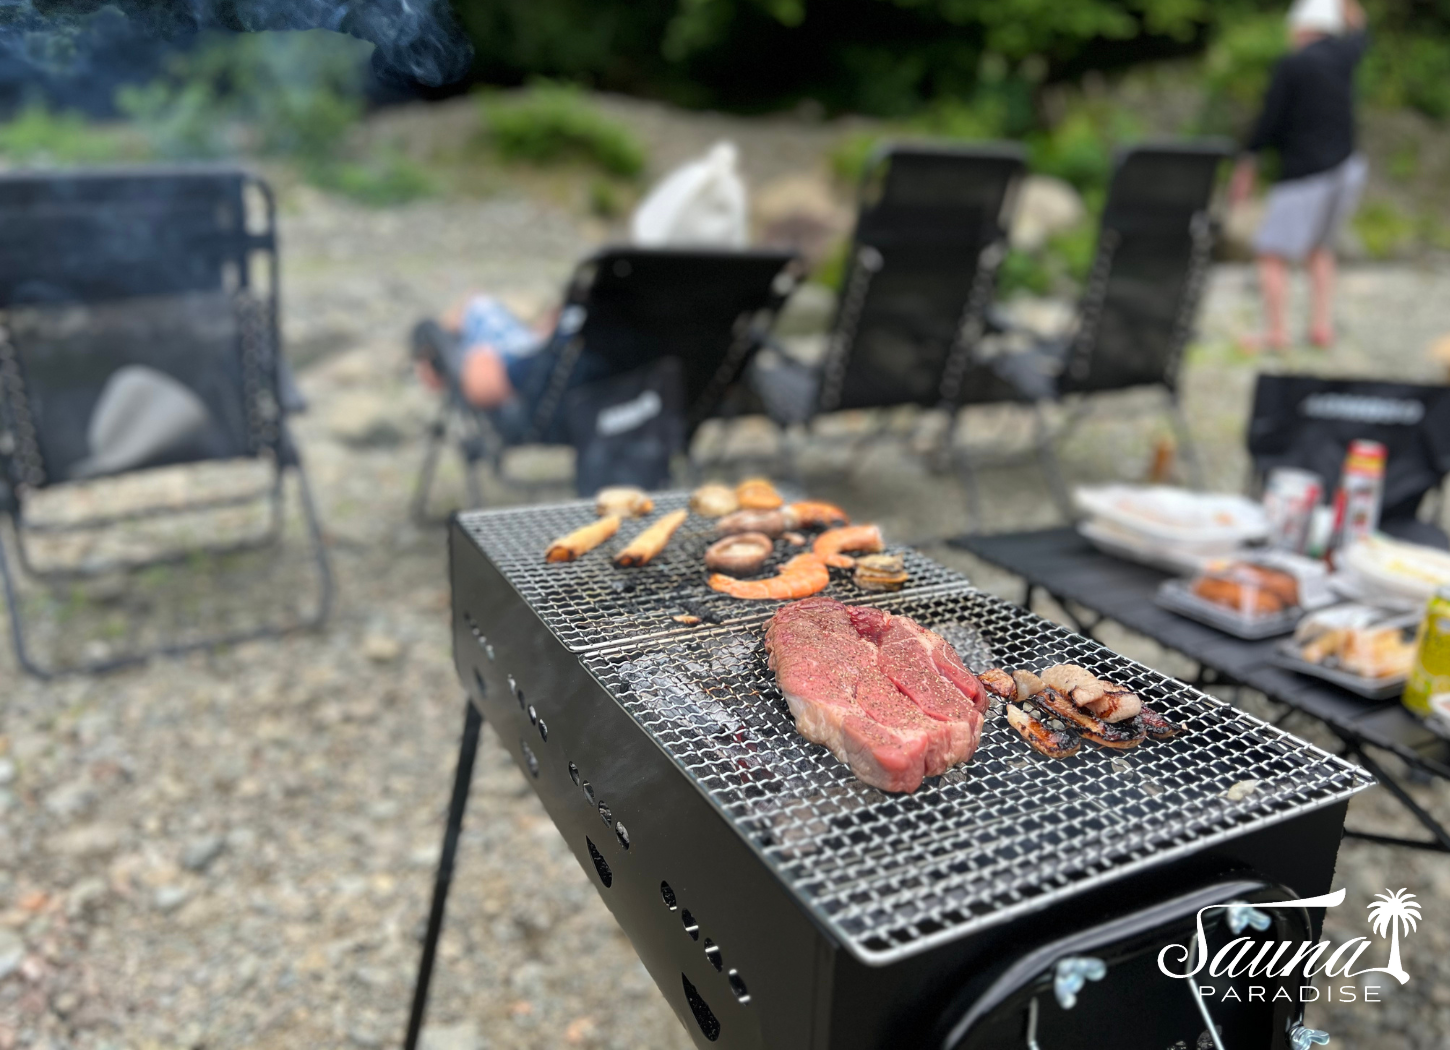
764, 597, 987, 792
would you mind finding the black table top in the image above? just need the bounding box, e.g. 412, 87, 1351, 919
954, 527, 1450, 778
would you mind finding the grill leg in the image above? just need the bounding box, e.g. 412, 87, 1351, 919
404, 699, 484, 1050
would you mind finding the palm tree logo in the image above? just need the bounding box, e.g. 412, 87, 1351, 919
1366, 889, 1421, 984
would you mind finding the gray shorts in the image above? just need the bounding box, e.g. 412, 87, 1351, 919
1254, 154, 1368, 261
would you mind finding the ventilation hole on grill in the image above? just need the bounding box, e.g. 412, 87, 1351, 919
569, 762, 581, 785
527, 704, 538, 726
472, 668, 487, 697
728, 970, 749, 1004
598, 801, 612, 826
661, 881, 677, 910
615, 822, 630, 850
507, 674, 516, 696
516, 688, 525, 710
538, 719, 549, 742
582, 780, 595, 804
520, 739, 539, 778
485, 643, 495, 661
704, 938, 722, 971
681, 974, 720, 1042
586, 837, 612, 888
681, 909, 699, 939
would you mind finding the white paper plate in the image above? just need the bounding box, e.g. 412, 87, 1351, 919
1073, 485, 1269, 547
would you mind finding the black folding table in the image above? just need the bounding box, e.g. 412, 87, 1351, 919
950, 527, 1450, 853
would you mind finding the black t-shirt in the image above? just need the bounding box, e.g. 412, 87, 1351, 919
1246, 31, 1368, 181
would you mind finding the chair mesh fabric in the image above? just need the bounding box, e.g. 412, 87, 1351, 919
827, 144, 1025, 411
1247, 374, 1450, 522
0, 168, 279, 489
544, 247, 798, 433
8, 292, 259, 480
1058, 144, 1230, 397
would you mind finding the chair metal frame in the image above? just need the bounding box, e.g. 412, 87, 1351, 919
0, 168, 331, 679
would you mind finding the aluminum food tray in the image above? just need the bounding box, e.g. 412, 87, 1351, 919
581, 586, 1368, 965
1156, 578, 1301, 640
457, 492, 966, 653
1272, 642, 1408, 701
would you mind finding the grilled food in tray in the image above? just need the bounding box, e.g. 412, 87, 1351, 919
1156, 559, 1304, 639
1274, 603, 1419, 699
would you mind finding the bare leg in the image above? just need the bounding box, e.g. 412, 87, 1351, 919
1307, 247, 1336, 348
1240, 254, 1291, 352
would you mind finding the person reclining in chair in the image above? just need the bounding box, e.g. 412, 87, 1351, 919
408, 140, 749, 433
410, 295, 583, 441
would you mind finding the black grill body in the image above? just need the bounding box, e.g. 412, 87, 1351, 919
447, 499, 1366, 1050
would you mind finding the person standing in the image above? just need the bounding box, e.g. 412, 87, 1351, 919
1231, 0, 1368, 351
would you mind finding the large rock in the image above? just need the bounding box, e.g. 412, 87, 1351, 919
1221, 199, 1264, 262
753, 172, 853, 270
1010, 176, 1086, 252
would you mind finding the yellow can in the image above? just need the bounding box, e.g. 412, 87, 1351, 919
1403, 586, 1450, 719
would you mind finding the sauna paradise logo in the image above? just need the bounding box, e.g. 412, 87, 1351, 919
1156, 888, 1421, 1004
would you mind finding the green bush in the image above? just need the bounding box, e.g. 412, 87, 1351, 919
480, 83, 645, 177
1353, 200, 1415, 259
1028, 101, 1141, 196
308, 154, 437, 207
118, 31, 372, 163
0, 103, 141, 165
1362, 35, 1450, 121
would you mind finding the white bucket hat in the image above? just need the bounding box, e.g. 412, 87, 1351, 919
1288, 0, 1345, 34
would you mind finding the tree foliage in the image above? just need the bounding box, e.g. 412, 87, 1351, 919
452, 0, 1450, 122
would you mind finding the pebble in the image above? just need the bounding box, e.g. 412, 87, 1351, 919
363, 634, 403, 664
0, 757, 14, 784
153, 885, 191, 914
0, 929, 23, 980
181, 834, 225, 873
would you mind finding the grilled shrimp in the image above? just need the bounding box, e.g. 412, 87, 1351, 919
813, 524, 884, 569
782, 501, 850, 530
1139, 705, 1183, 740
1006, 703, 1081, 759
709, 552, 830, 600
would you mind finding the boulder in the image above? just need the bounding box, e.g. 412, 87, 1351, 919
1221, 199, 1264, 262
753, 173, 853, 270
1010, 176, 1086, 252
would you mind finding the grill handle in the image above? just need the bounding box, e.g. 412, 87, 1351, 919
939, 876, 1277, 1050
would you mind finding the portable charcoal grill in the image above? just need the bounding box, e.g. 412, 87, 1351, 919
404, 496, 1371, 1050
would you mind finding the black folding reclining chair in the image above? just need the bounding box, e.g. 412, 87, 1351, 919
977, 141, 1233, 517
0, 167, 331, 678
1247, 373, 1450, 549
752, 143, 1026, 463
411, 246, 801, 519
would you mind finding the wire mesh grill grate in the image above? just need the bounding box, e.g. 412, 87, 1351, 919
457, 494, 966, 652
580, 587, 1369, 965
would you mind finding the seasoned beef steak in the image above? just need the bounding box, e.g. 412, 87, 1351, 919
765, 597, 986, 792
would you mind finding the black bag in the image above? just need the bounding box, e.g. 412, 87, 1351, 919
1247, 375, 1450, 523
565, 356, 686, 496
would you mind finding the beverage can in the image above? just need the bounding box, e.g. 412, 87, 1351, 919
1331, 439, 1387, 551
1263, 468, 1322, 553
1402, 585, 1450, 718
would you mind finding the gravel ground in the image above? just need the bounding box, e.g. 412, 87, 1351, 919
3, 98, 1450, 1050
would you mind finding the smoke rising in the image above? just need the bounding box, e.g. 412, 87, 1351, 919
0, 0, 473, 104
